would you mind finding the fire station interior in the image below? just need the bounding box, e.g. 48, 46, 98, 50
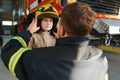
0, 0, 120, 80
0, 0, 120, 46
0, 0, 23, 47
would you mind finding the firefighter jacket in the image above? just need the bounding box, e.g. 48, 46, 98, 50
1, 30, 108, 80
28, 31, 56, 48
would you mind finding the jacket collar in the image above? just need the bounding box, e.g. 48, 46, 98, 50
56, 37, 90, 46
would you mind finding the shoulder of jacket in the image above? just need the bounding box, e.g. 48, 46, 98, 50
86, 46, 103, 58
76, 45, 103, 60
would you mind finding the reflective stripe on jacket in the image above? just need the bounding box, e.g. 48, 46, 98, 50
1, 30, 32, 80
9, 36, 31, 77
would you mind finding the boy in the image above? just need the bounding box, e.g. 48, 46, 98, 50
27, 4, 59, 48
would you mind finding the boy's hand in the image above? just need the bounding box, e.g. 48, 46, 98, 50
27, 16, 40, 33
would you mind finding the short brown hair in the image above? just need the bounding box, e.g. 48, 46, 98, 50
61, 2, 96, 37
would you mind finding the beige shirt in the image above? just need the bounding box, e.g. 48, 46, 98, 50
28, 31, 56, 48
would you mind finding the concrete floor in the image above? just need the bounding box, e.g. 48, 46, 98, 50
0, 51, 120, 80
104, 51, 120, 80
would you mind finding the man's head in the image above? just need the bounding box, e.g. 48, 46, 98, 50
58, 2, 96, 38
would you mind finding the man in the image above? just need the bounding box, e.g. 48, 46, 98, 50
1, 2, 108, 80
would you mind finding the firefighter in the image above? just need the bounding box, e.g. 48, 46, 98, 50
1, 2, 108, 80
105, 34, 111, 46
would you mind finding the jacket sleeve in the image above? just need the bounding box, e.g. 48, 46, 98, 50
1, 30, 32, 79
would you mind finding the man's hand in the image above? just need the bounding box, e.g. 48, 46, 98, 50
27, 16, 40, 34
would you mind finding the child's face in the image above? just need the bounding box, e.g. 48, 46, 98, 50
40, 17, 53, 32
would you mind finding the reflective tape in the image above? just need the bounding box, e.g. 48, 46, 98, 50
12, 36, 27, 48
105, 73, 109, 80
8, 48, 31, 77
8, 36, 31, 76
